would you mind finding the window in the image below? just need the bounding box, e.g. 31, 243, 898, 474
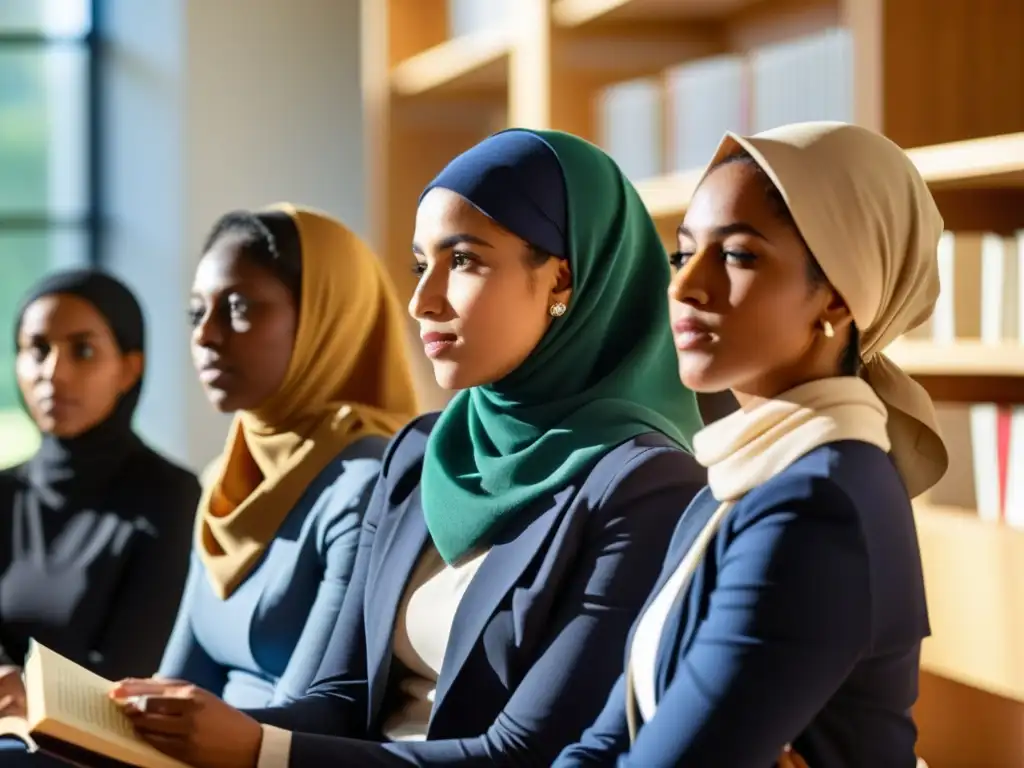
0, 0, 96, 467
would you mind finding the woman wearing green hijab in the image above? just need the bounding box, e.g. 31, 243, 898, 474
112, 129, 706, 768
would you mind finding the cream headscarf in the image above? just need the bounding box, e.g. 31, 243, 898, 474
702, 121, 948, 498
197, 204, 419, 598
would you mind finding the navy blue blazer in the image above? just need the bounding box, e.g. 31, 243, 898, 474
555, 440, 930, 768
246, 412, 707, 766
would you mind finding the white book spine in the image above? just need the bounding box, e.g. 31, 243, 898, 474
970, 235, 1006, 521
932, 231, 957, 343
598, 79, 663, 182
666, 56, 745, 172
1003, 231, 1024, 529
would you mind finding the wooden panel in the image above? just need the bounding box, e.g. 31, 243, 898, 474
933, 190, 1024, 235
510, 0, 551, 128
915, 505, 1024, 702
727, 0, 840, 51
847, 0, 1024, 148
388, 0, 448, 65
556, 22, 728, 78
915, 672, 1024, 768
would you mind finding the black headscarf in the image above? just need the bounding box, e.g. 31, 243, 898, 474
0, 270, 200, 678
12, 269, 146, 508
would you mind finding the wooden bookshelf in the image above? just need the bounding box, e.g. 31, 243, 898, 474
363, 3, 1024, 762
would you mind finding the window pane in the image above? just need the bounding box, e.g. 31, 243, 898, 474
0, 228, 88, 411
0, 408, 38, 468
0, 46, 89, 216
0, 0, 90, 37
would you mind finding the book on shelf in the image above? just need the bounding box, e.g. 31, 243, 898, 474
0, 640, 188, 768
666, 54, 746, 171
968, 232, 1024, 529
599, 77, 664, 182
749, 26, 853, 134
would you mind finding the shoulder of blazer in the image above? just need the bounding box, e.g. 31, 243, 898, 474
378, 411, 441, 494
584, 431, 706, 510
728, 452, 867, 536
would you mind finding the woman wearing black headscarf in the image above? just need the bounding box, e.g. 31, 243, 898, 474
0, 270, 200, 724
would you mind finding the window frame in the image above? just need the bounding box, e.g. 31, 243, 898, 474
0, 0, 100, 265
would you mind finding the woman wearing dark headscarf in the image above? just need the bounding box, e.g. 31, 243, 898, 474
0, 270, 200, 717
556, 122, 944, 766
111, 130, 707, 767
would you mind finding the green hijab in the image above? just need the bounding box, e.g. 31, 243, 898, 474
420, 129, 702, 564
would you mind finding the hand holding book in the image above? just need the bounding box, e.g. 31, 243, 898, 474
0, 664, 26, 718
109, 679, 262, 768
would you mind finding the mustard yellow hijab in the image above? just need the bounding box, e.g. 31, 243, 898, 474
197, 204, 419, 598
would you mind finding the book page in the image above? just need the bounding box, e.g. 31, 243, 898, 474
26, 642, 189, 768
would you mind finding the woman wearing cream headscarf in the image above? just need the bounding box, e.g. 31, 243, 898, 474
557, 122, 946, 767
150, 204, 418, 709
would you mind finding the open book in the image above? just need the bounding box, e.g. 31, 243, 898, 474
0, 640, 189, 768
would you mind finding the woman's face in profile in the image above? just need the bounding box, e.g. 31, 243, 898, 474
16, 294, 141, 438
409, 188, 571, 390
667, 159, 835, 401
188, 240, 298, 413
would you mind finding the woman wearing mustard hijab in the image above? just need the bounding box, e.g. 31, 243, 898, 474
153, 205, 418, 708
557, 122, 947, 766
112, 131, 706, 767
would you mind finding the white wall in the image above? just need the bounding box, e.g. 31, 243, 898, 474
101, 0, 364, 472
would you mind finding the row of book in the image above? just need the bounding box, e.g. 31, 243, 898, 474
599, 26, 853, 180
440, 2, 854, 182
922, 232, 1024, 530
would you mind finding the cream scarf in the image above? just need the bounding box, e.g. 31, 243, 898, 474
625, 376, 892, 743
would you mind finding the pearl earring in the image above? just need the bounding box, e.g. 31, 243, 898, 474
822, 320, 835, 338
549, 302, 567, 317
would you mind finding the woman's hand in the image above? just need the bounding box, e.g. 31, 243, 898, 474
0, 666, 26, 717
109, 678, 263, 768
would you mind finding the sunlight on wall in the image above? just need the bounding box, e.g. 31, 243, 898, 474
0, 409, 40, 469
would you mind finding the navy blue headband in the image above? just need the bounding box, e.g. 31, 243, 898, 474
420, 129, 567, 258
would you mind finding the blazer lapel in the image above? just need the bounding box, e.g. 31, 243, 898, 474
623, 489, 720, 728
365, 492, 429, 724
430, 484, 577, 723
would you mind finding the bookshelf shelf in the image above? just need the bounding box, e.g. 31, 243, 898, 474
390, 29, 511, 98
885, 340, 1024, 378
884, 340, 1024, 403
910, 132, 1024, 190
552, 0, 762, 27
914, 503, 1024, 703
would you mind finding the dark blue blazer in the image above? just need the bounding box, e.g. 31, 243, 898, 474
247, 412, 707, 766
555, 440, 930, 768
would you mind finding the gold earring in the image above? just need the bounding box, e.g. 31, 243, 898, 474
549, 302, 567, 317
822, 320, 835, 338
